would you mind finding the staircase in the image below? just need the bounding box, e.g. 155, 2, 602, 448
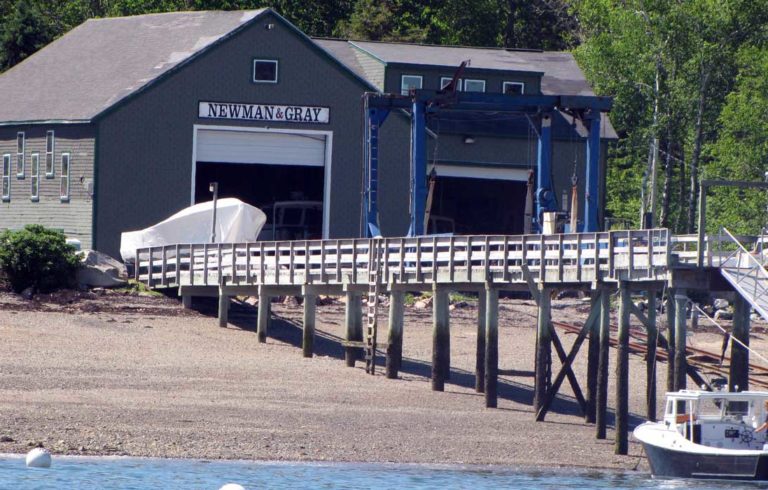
717, 228, 768, 321
365, 239, 381, 374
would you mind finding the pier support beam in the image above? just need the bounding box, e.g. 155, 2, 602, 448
730, 293, 751, 392
585, 292, 600, 423
666, 290, 676, 393
615, 283, 630, 455
182, 295, 192, 309
476, 289, 487, 393
302, 292, 317, 358
646, 289, 658, 421
432, 287, 450, 391
257, 287, 272, 343
673, 290, 688, 391
596, 289, 610, 439
217, 289, 229, 328
534, 286, 552, 415
485, 286, 499, 408
344, 292, 363, 367
386, 291, 405, 379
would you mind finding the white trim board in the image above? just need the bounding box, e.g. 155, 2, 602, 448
191, 124, 333, 239
431, 164, 529, 182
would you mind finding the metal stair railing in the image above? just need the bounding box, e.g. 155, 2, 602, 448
717, 227, 768, 321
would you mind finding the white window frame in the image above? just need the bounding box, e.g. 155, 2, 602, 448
503, 81, 525, 95
30, 152, 39, 201
2, 153, 10, 201
464, 79, 486, 93
45, 130, 55, 177
252, 59, 278, 84
60, 152, 70, 201
401, 75, 423, 95
16, 132, 24, 178
440, 77, 462, 91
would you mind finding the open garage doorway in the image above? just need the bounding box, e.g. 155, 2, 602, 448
193, 126, 332, 239
427, 167, 529, 235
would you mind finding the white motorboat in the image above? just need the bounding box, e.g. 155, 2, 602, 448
634, 387, 768, 480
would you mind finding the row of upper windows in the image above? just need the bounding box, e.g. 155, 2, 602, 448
400, 75, 525, 96
2, 131, 71, 202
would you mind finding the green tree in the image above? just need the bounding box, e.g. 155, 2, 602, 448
0, 0, 55, 71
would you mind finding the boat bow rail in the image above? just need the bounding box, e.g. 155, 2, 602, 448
135, 229, 674, 289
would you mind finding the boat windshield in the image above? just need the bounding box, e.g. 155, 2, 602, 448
698, 398, 723, 417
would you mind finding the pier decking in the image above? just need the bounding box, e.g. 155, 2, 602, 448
134, 228, 761, 457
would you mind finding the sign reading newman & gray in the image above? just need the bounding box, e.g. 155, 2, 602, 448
199, 101, 330, 124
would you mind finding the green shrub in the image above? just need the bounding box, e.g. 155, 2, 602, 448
0, 225, 80, 293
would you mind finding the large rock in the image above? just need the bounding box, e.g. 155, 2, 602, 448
76, 250, 127, 288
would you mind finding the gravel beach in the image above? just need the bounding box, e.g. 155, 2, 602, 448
1, 289, 765, 472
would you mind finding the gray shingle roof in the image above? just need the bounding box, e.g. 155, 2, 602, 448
0, 9, 267, 123
344, 41, 596, 96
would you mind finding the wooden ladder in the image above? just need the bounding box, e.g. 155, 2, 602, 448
365, 239, 380, 374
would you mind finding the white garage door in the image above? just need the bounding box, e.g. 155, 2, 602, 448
431, 164, 529, 181
196, 128, 326, 166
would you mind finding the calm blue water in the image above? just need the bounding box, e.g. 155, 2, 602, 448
2, 456, 767, 490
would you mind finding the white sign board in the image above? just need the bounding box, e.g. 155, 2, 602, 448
199, 101, 330, 124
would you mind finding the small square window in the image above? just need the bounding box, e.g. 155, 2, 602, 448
401, 75, 423, 96
253, 59, 278, 83
464, 79, 486, 93
440, 77, 462, 91
503, 81, 525, 95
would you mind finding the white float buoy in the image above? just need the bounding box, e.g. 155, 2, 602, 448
219, 485, 245, 490
25, 447, 52, 468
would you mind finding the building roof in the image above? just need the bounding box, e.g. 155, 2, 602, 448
0, 9, 268, 124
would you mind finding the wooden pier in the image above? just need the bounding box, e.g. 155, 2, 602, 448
135, 228, 762, 456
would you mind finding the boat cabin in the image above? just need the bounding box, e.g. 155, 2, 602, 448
663, 390, 768, 451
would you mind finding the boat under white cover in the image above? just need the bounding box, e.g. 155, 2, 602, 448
120, 198, 266, 262
634, 389, 768, 480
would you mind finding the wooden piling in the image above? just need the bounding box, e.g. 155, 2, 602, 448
585, 292, 600, 423
302, 293, 317, 358
730, 293, 751, 392
485, 286, 499, 408
432, 288, 450, 391
181, 295, 192, 309
666, 290, 676, 393
344, 292, 363, 367
257, 289, 271, 343
386, 291, 405, 379
646, 289, 658, 421
476, 288, 487, 393
596, 289, 610, 439
615, 283, 630, 455
673, 290, 687, 391
217, 290, 229, 328
534, 286, 552, 414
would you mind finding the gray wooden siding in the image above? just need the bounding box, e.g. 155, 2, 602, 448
0, 124, 94, 248
95, 11, 374, 258
352, 48, 386, 91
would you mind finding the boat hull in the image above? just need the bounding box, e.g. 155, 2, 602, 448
642, 441, 768, 481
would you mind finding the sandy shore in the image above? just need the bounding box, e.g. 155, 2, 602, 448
1, 289, 764, 471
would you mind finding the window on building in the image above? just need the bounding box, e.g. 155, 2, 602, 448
45, 130, 55, 177
16, 132, 24, 178
440, 77, 462, 91
503, 81, 525, 95
401, 75, 423, 95
253, 59, 278, 83
464, 79, 486, 92
60, 153, 70, 201
2, 154, 10, 201
30, 153, 39, 201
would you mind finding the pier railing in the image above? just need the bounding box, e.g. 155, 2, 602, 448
136, 229, 672, 289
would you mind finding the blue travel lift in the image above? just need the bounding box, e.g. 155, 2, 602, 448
361, 89, 612, 237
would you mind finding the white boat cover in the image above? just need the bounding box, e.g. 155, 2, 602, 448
120, 198, 267, 262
